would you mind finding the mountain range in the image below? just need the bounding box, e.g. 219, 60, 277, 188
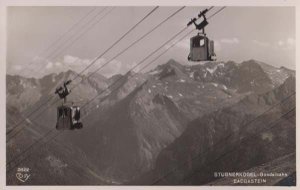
6, 59, 295, 185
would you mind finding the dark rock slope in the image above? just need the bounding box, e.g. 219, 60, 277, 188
130, 76, 295, 185
6, 59, 295, 185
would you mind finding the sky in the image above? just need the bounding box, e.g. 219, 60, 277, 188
7, 6, 295, 78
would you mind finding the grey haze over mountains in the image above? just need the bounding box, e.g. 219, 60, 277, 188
6, 59, 295, 185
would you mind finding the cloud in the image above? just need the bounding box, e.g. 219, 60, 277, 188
18, 55, 81, 77
95, 58, 122, 77
13, 65, 23, 71
54, 62, 62, 67
63, 55, 90, 66
220, 38, 239, 44
277, 40, 284, 46
32, 56, 47, 63
287, 38, 295, 46
63, 55, 78, 64
253, 40, 270, 47
61, 55, 125, 77
253, 38, 295, 50
45, 61, 53, 69
277, 37, 295, 50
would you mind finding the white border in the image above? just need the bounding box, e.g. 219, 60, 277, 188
0, 0, 298, 6
0, 0, 299, 190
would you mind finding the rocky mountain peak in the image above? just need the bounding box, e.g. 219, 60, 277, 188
7, 59, 295, 185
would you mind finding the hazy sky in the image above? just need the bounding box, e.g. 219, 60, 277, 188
7, 6, 295, 78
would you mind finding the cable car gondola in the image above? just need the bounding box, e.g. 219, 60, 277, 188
55, 80, 83, 130
187, 9, 216, 62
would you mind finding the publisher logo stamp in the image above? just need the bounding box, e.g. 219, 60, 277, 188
16, 167, 30, 183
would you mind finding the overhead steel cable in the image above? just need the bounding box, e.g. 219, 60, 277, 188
7, 121, 99, 174
6, 6, 213, 144
41, 7, 110, 58
70, 6, 186, 90
8, 7, 109, 112
6, 6, 159, 139
69, 6, 216, 110
6, 6, 215, 169
7, 129, 54, 170
207, 6, 226, 19
81, 29, 194, 110
35, 7, 97, 55
50, 6, 209, 112
7, 92, 296, 174
63, 7, 213, 111
8, 5, 216, 138
6, 7, 159, 141
7, 7, 295, 182
6, 31, 204, 173
7, 28, 197, 169
87, 7, 298, 186
24, 7, 113, 79
32, 7, 114, 73
77, 30, 198, 118
9, 6, 217, 141
26, 8, 111, 77
7, 6, 184, 140
151, 95, 295, 185
7, 18, 186, 143
8, 10, 292, 180
5, 6, 214, 169
16, 7, 98, 77
6, 7, 113, 134
78, 6, 219, 110
10, 106, 295, 176
8, 7, 108, 124
72, 6, 160, 81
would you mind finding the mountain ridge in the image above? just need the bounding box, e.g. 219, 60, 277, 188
6, 59, 296, 185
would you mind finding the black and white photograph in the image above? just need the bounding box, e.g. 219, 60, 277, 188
2, 0, 298, 188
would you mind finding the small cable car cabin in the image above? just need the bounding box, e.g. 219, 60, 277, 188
55, 80, 83, 130
188, 33, 216, 62
56, 104, 82, 130
187, 8, 216, 62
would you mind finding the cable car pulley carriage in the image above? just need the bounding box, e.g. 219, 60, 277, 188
187, 9, 216, 62
54, 80, 83, 130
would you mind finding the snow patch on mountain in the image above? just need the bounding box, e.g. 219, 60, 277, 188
222, 85, 228, 90
149, 70, 161, 75
218, 63, 225, 67
189, 72, 194, 78
212, 83, 218, 87
206, 66, 217, 74
167, 95, 173, 99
